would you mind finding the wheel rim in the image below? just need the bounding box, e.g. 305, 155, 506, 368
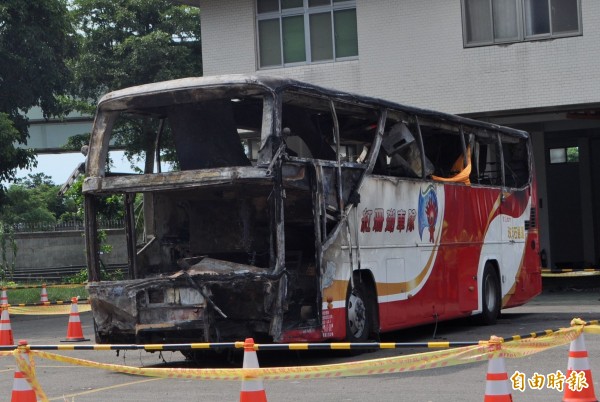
485, 275, 497, 312
347, 291, 367, 339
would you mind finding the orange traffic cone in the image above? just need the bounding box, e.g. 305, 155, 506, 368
484, 355, 513, 401
10, 367, 36, 402
240, 338, 267, 402
563, 333, 598, 402
39, 284, 48, 303
0, 305, 14, 346
62, 297, 89, 342
1, 287, 8, 305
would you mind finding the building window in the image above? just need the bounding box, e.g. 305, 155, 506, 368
256, 0, 358, 68
461, 0, 581, 47
549, 146, 579, 164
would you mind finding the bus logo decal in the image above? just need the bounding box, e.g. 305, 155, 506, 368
407, 209, 417, 232
396, 209, 406, 231
385, 209, 396, 232
418, 185, 439, 242
373, 208, 385, 232
360, 208, 373, 232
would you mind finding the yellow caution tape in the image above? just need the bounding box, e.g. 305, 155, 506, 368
30, 346, 490, 380
542, 271, 600, 277
27, 328, 579, 381
4, 283, 86, 290
584, 325, 600, 335
498, 327, 581, 358
0, 316, 595, 402
8, 304, 91, 315
14, 346, 49, 402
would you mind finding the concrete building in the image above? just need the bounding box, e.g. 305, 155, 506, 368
22, 0, 600, 271
195, 0, 600, 270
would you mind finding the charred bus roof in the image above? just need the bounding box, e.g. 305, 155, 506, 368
96, 74, 528, 140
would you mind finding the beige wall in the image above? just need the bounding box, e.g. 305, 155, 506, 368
199, 0, 600, 115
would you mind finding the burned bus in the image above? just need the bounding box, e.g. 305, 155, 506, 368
83, 75, 541, 347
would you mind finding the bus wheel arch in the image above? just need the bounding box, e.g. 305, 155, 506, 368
478, 261, 501, 325
345, 271, 379, 342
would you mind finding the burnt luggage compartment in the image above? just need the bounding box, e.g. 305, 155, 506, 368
89, 258, 280, 344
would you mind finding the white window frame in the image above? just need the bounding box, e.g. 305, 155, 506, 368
256, 0, 358, 69
461, 0, 582, 48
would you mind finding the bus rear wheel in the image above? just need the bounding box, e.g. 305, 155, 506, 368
479, 264, 501, 325
346, 283, 370, 342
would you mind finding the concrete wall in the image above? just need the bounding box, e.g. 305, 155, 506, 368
199, 0, 600, 115
7, 229, 127, 271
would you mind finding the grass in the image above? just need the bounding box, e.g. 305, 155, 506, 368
0, 268, 123, 304
1, 283, 88, 304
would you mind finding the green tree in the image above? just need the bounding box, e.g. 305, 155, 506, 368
0, 114, 35, 188
68, 0, 202, 171
60, 175, 124, 222
0, 0, 76, 195
0, 174, 75, 225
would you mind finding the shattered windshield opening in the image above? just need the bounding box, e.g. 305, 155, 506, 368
84, 88, 277, 281
103, 92, 267, 175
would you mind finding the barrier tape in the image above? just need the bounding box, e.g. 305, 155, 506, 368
0, 319, 596, 353
254, 340, 481, 350
2, 283, 86, 290
7, 303, 91, 316
542, 271, 600, 278
7, 299, 89, 308
14, 326, 585, 381
2, 283, 88, 313
26, 344, 493, 380
1, 318, 598, 400
0, 342, 239, 352
541, 268, 600, 273
14, 344, 48, 401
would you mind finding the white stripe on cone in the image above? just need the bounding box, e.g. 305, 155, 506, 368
12, 375, 32, 391
11, 371, 37, 402
567, 335, 591, 371
241, 380, 266, 393
240, 338, 267, 401
40, 286, 48, 302
0, 312, 11, 330
241, 349, 264, 392
485, 356, 511, 397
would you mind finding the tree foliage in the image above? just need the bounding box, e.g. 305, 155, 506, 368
0, 0, 76, 192
0, 174, 74, 225
71, 0, 202, 100
0, 114, 36, 185
0, 172, 124, 226
69, 0, 202, 171
61, 175, 124, 222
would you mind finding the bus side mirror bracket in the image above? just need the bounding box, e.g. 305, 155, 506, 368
348, 190, 360, 207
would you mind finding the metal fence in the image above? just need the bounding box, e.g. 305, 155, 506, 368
8, 220, 124, 233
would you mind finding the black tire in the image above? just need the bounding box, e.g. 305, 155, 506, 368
479, 263, 501, 325
345, 282, 370, 342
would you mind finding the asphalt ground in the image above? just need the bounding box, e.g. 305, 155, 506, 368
1, 282, 600, 401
